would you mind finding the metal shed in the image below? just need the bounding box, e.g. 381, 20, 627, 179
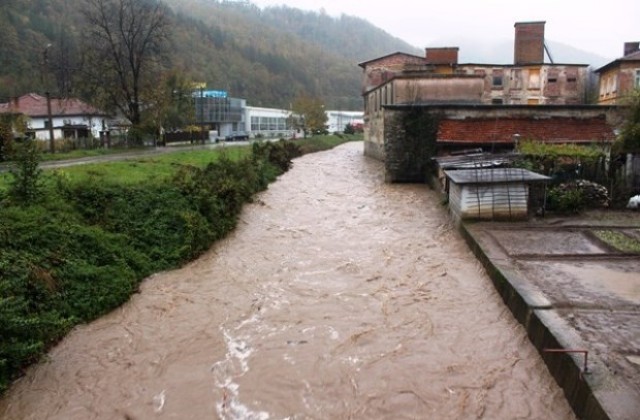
444, 168, 550, 221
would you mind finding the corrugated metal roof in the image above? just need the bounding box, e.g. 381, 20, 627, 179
434, 152, 517, 169
444, 168, 550, 184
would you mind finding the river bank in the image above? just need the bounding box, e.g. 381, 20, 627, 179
0, 141, 575, 419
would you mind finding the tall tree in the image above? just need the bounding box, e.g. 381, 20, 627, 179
140, 70, 196, 138
291, 95, 328, 136
617, 89, 640, 153
81, 0, 170, 129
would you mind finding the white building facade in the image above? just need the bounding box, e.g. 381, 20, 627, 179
244, 106, 296, 139
326, 110, 364, 133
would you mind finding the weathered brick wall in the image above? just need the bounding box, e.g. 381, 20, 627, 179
394, 76, 484, 104
437, 116, 615, 144
459, 65, 587, 104
514, 22, 545, 65
361, 53, 426, 92
619, 62, 640, 94
425, 47, 459, 65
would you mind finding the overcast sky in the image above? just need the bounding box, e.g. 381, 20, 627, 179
251, 0, 638, 60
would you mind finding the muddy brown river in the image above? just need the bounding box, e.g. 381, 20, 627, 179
0, 142, 575, 419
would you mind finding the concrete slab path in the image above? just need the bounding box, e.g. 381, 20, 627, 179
462, 211, 640, 420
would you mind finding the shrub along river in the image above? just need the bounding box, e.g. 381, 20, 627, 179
0, 142, 575, 419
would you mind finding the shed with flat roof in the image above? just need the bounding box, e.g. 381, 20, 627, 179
444, 168, 550, 221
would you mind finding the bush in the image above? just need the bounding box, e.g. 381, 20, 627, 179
547, 185, 586, 214
7, 140, 42, 204
546, 179, 610, 214
343, 123, 355, 135
0, 120, 12, 162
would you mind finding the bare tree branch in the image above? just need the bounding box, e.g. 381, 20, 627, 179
81, 0, 170, 128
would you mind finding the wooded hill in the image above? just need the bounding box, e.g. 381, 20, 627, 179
0, 0, 421, 110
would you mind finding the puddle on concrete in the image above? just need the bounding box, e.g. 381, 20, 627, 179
561, 263, 640, 305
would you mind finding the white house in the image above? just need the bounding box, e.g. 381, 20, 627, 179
326, 110, 363, 133
0, 93, 109, 141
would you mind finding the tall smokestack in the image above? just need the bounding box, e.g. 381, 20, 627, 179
514, 21, 545, 65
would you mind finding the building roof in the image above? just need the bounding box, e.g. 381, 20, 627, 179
0, 93, 107, 118
434, 152, 517, 169
595, 50, 640, 73
363, 72, 485, 96
458, 62, 589, 68
444, 168, 550, 184
357, 51, 425, 68
437, 116, 615, 144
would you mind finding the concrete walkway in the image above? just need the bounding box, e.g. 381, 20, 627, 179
460, 211, 640, 420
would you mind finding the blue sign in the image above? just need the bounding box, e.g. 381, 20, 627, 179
193, 90, 228, 98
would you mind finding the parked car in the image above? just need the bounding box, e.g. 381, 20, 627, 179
224, 131, 249, 141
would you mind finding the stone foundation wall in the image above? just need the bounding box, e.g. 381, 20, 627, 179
372, 104, 622, 183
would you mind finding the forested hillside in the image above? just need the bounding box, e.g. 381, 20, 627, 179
0, 0, 420, 110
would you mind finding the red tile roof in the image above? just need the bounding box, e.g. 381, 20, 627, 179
437, 117, 615, 144
0, 93, 106, 118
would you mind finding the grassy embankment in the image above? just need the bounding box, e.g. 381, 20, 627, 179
0, 134, 360, 393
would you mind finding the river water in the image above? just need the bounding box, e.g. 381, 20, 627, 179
0, 142, 575, 419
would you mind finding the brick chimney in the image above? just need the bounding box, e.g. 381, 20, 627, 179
514, 21, 545, 65
425, 47, 459, 65
624, 42, 640, 56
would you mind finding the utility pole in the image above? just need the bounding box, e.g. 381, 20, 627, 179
46, 91, 55, 153
43, 44, 55, 153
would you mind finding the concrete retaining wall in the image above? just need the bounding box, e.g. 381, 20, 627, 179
458, 223, 610, 419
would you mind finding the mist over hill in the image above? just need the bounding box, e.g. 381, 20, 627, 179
0, 0, 609, 112
427, 36, 610, 68
0, 0, 419, 110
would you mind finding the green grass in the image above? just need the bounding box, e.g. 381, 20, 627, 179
593, 230, 640, 253
38, 147, 145, 162
61, 147, 249, 185
1, 135, 360, 189
2, 145, 252, 189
